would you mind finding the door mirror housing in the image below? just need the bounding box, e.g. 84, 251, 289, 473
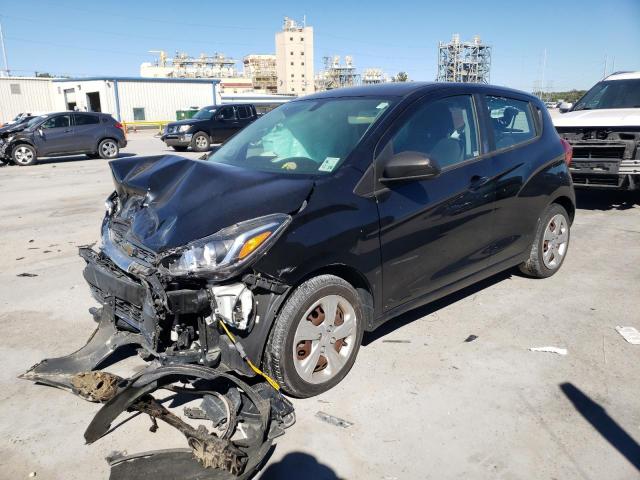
37, 127, 44, 137
380, 151, 441, 183
558, 102, 573, 113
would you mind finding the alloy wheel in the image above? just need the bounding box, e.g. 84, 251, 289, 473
195, 135, 208, 149
292, 294, 357, 384
542, 213, 568, 269
14, 146, 34, 165
101, 141, 117, 158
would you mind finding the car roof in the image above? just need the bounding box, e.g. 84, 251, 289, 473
604, 71, 640, 81
299, 82, 537, 102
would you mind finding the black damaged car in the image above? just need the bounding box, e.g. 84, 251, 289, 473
26, 82, 575, 402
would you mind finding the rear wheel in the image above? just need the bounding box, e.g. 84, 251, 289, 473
98, 139, 119, 159
264, 275, 364, 398
519, 203, 570, 278
191, 132, 210, 152
12, 144, 37, 166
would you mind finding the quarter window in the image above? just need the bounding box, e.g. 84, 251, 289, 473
42, 115, 71, 129
485, 96, 536, 150
386, 95, 479, 169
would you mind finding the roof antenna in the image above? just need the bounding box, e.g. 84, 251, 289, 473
303, 15, 306, 27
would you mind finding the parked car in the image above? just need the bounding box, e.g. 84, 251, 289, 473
27, 82, 575, 400
0, 111, 127, 166
554, 71, 640, 190
161, 104, 258, 152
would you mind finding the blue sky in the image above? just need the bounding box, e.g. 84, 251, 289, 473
1, 0, 638, 92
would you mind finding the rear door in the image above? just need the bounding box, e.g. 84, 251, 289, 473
479, 94, 545, 265
72, 113, 102, 151
375, 93, 498, 311
34, 114, 74, 155
235, 105, 254, 130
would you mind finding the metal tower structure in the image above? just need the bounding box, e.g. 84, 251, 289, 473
315, 56, 361, 91
437, 34, 491, 83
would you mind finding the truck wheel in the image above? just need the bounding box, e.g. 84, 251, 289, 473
264, 275, 364, 398
12, 144, 37, 166
519, 203, 570, 278
98, 139, 119, 159
172, 146, 188, 152
191, 132, 210, 152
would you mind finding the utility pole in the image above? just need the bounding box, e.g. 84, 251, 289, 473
603, 54, 608, 79
0, 18, 9, 77
540, 48, 547, 101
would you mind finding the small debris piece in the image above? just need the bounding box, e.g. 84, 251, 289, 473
316, 411, 353, 428
29, 473, 36, 478
382, 339, 411, 344
71, 371, 122, 403
616, 326, 640, 345
15, 257, 24, 260
529, 346, 567, 355
464, 335, 478, 343
28, 239, 34, 243
43, 250, 52, 253
17, 273, 38, 277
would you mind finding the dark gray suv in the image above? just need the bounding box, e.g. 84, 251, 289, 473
0, 112, 127, 166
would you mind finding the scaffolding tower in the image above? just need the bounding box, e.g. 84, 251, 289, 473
315, 56, 361, 91
437, 34, 491, 83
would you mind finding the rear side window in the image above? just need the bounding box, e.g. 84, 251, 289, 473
236, 105, 252, 119
485, 96, 536, 150
42, 115, 71, 129
387, 95, 480, 169
73, 114, 99, 126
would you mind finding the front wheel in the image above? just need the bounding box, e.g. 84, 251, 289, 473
264, 275, 364, 398
12, 144, 37, 166
191, 132, 210, 152
519, 203, 570, 278
98, 139, 119, 159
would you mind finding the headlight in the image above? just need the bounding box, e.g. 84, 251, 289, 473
161, 213, 291, 278
178, 125, 191, 133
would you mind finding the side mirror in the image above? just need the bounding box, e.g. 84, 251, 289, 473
380, 151, 441, 183
37, 127, 44, 137
558, 102, 572, 113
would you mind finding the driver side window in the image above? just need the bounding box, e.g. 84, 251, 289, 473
42, 115, 71, 129
387, 95, 479, 169
219, 107, 236, 121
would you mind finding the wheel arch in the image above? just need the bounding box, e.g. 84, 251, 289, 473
551, 195, 575, 224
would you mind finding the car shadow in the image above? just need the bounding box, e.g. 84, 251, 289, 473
259, 452, 340, 479
34, 152, 137, 165
575, 189, 640, 211
560, 382, 640, 471
362, 269, 513, 346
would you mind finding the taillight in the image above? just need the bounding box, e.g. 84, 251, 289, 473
114, 122, 123, 130
560, 138, 573, 166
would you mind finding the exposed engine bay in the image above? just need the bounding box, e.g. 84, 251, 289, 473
556, 127, 640, 190
20, 155, 302, 478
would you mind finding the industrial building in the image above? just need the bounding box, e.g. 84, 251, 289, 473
275, 17, 315, 95
436, 34, 492, 83
0, 77, 54, 122
316, 56, 360, 91
243, 55, 278, 93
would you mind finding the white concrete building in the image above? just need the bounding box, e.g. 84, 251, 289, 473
275, 17, 315, 95
0, 77, 55, 123
50, 77, 221, 122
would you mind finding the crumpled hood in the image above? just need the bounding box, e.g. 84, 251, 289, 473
553, 108, 640, 128
109, 155, 314, 252
0, 123, 29, 136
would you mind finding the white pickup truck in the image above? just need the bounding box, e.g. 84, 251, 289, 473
553, 71, 640, 190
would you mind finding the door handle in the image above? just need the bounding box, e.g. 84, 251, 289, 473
469, 175, 490, 190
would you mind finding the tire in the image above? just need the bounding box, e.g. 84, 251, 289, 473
519, 203, 570, 278
12, 144, 37, 166
97, 139, 119, 159
264, 275, 365, 398
86, 153, 100, 159
172, 146, 188, 152
191, 132, 210, 152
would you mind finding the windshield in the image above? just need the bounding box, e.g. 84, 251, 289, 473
573, 79, 640, 111
206, 97, 393, 175
26, 116, 46, 129
192, 107, 217, 120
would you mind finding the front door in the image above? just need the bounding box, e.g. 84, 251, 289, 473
375, 94, 497, 311
34, 114, 74, 155
215, 106, 240, 142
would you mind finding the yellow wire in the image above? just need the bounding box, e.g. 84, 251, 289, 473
218, 319, 280, 391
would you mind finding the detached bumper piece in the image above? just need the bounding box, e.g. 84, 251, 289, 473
21, 323, 294, 479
